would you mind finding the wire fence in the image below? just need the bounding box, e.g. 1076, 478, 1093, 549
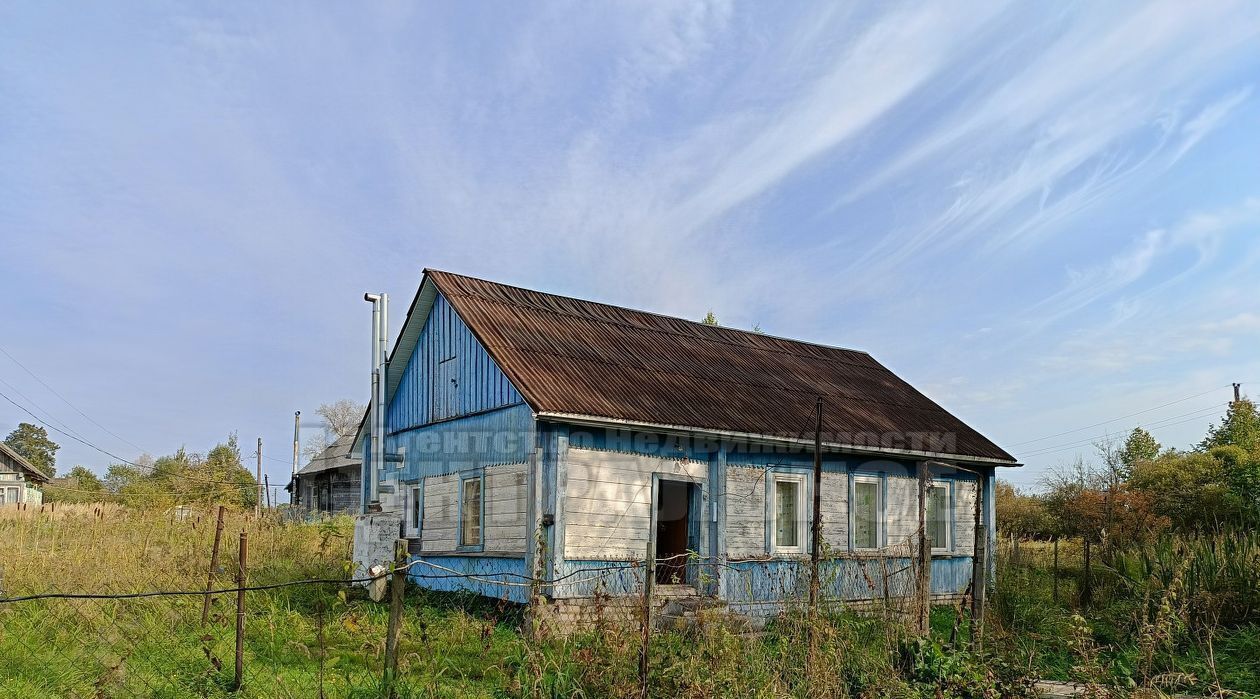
0, 503, 978, 698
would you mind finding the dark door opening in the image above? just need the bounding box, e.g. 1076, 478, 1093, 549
655, 480, 693, 585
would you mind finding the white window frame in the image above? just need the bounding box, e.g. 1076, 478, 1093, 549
852, 475, 883, 551
408, 486, 422, 537
769, 473, 807, 555
926, 481, 952, 553
459, 475, 483, 548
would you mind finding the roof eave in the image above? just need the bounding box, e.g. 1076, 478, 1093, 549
536, 411, 1021, 467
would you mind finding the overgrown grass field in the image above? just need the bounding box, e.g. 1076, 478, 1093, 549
2, 505, 1257, 697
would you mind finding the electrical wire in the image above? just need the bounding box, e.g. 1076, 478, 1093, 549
0, 388, 268, 490
1008, 384, 1232, 447
0, 344, 148, 453
1019, 403, 1227, 459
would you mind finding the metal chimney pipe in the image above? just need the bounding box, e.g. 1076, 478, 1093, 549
363, 292, 387, 511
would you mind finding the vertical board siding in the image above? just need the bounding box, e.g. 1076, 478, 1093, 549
386, 292, 524, 433
564, 447, 706, 560
484, 462, 528, 554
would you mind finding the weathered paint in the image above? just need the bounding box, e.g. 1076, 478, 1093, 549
387, 403, 535, 482
386, 292, 524, 433
406, 555, 531, 605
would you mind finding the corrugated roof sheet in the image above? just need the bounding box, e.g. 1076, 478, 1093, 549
426, 270, 1016, 464
296, 435, 361, 477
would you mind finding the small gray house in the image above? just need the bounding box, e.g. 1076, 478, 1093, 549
291, 435, 362, 515
0, 442, 49, 506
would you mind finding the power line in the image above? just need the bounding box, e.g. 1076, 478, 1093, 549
1008, 384, 1231, 448
0, 344, 148, 453
0, 388, 262, 489
1019, 403, 1227, 460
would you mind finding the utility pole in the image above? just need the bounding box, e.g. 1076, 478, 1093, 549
808, 397, 824, 671
255, 437, 263, 517
264, 475, 272, 510
292, 411, 301, 480
1233, 383, 1242, 404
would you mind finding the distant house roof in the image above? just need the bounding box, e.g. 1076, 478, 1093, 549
296, 435, 362, 478
0, 442, 51, 483
377, 270, 1015, 466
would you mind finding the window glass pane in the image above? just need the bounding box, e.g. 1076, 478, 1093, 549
461, 479, 481, 546
927, 485, 948, 548
775, 480, 798, 548
854, 481, 878, 549
412, 488, 422, 530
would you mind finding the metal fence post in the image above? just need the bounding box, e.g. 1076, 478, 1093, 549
233, 531, 248, 691
383, 538, 407, 699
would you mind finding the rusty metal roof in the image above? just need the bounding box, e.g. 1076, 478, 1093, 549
426, 270, 1016, 464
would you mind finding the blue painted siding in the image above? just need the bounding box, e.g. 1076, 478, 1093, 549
720, 555, 975, 615
386, 403, 534, 483
407, 555, 530, 604
386, 292, 524, 433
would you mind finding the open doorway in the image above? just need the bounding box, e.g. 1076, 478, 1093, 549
655, 479, 695, 585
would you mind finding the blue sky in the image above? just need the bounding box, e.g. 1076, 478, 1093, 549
2, 2, 1259, 494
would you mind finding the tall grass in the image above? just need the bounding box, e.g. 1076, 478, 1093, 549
989, 532, 1260, 696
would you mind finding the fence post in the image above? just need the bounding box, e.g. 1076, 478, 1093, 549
317, 597, 327, 699
1081, 539, 1092, 608
201, 505, 226, 626
916, 461, 932, 636
234, 531, 248, 692
383, 538, 407, 699
1052, 538, 1060, 604
970, 470, 987, 649
640, 540, 655, 699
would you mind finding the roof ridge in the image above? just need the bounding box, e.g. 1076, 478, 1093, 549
486, 341, 970, 417
425, 268, 873, 357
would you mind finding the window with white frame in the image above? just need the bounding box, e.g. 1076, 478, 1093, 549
410, 486, 422, 535
770, 473, 806, 554
926, 482, 951, 552
853, 477, 882, 550
460, 477, 482, 547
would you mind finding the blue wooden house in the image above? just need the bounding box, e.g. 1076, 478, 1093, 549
351, 270, 1018, 620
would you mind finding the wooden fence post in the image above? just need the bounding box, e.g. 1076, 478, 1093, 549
640, 540, 655, 699
916, 462, 932, 636
1081, 539, 1092, 608
1052, 538, 1060, 604
201, 505, 226, 626
233, 531, 248, 692
970, 471, 987, 649
383, 538, 407, 699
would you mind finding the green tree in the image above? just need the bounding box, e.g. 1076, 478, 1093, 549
1130, 450, 1246, 531
1119, 427, 1161, 473
46, 465, 106, 504
701, 311, 718, 326
66, 465, 103, 491
4, 422, 59, 476
1200, 398, 1260, 453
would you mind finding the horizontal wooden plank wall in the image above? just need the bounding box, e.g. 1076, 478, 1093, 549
420, 473, 458, 551
484, 462, 528, 554
564, 447, 706, 560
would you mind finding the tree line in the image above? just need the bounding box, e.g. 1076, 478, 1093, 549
998, 397, 1260, 547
